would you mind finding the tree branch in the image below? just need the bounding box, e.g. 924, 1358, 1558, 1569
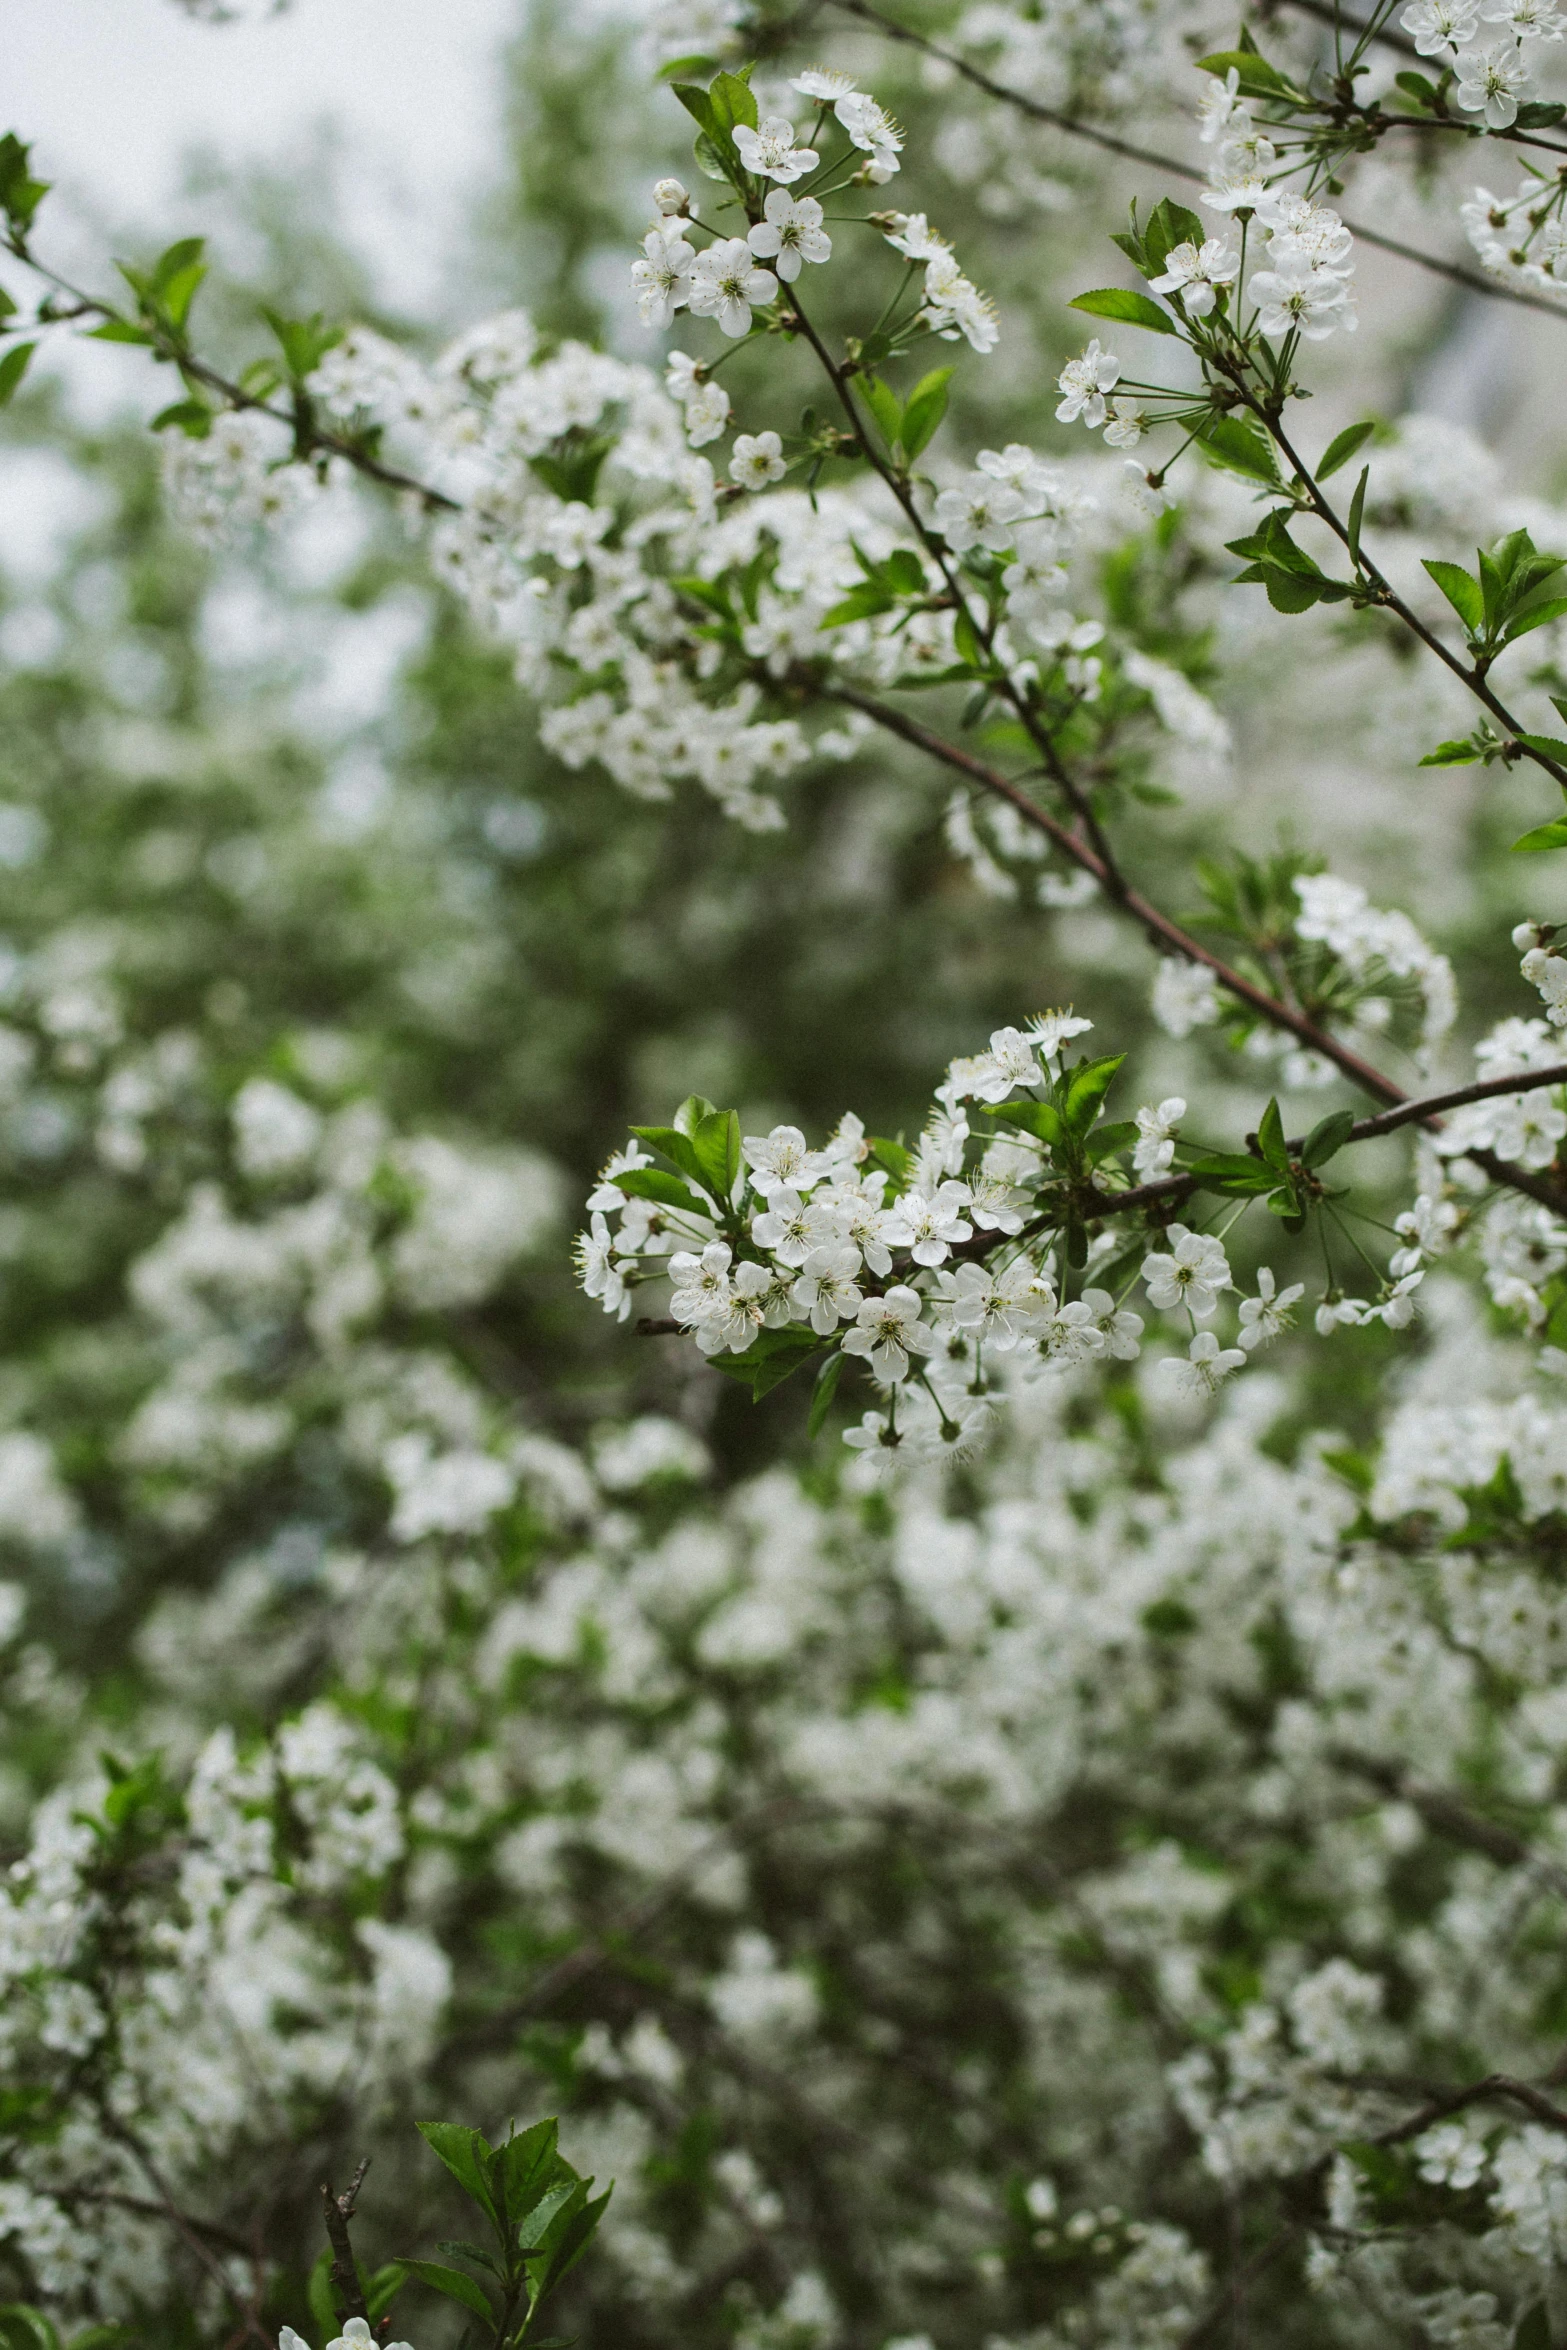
829, 0, 1567, 324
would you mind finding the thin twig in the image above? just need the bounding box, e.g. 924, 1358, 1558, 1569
321, 2158, 372, 2327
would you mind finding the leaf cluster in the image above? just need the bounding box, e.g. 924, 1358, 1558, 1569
397, 2118, 610, 2350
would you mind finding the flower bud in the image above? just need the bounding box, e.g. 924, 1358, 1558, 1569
653, 178, 691, 217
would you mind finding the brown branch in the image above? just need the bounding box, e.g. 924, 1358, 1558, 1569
830, 0, 1567, 323
321, 2158, 372, 2327
826, 682, 1412, 1103
1257, 406, 1567, 796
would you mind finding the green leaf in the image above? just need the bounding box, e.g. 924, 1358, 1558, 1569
983, 1100, 1067, 1151
1513, 815, 1567, 853
417, 2123, 498, 2224
535, 2186, 613, 2301
149, 236, 207, 326
1394, 69, 1440, 108
692, 131, 734, 183
884, 548, 926, 595
807, 1349, 843, 1438
397, 2261, 495, 2324
87, 319, 155, 345
1187, 1152, 1281, 1196
0, 284, 15, 320
1514, 2302, 1554, 2350
1302, 1110, 1356, 1168
709, 70, 759, 133
1517, 99, 1567, 128
494, 2117, 567, 2222
1317, 421, 1376, 481
0, 2310, 60, 2350
709, 1327, 823, 1397
1142, 197, 1206, 279
150, 397, 212, 437
671, 82, 720, 138
860, 374, 903, 449
1085, 1118, 1139, 1163
0, 340, 34, 406
1422, 557, 1483, 634
1515, 734, 1567, 763
1195, 46, 1303, 101
629, 1123, 708, 1190
657, 52, 720, 81
899, 365, 954, 460
691, 1108, 741, 1202
1197, 413, 1279, 483
674, 1095, 716, 1136
868, 1136, 915, 1189
1346, 464, 1368, 565
307, 2250, 338, 2343
953, 605, 985, 670
1502, 593, 1567, 646
820, 583, 896, 628
612, 1168, 711, 1217
365, 2262, 410, 2322
1418, 739, 1481, 767
1256, 1096, 1289, 1172
1069, 287, 1178, 336
1063, 1052, 1126, 1136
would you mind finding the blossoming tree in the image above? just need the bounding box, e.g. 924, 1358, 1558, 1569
3, 0, 1567, 2344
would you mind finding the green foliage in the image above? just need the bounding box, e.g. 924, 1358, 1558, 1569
404, 2119, 610, 2349
1068, 286, 1178, 336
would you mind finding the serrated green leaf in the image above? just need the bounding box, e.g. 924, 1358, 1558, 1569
1422, 557, 1484, 634
1515, 734, 1567, 762
1317, 420, 1376, 481
1418, 739, 1480, 766
709, 70, 759, 134
1142, 197, 1205, 279
899, 364, 953, 460
1198, 413, 1279, 483
1069, 286, 1177, 336
417, 2122, 498, 2223
807, 1350, 843, 1438
1513, 815, 1567, 852
396, 2260, 495, 2323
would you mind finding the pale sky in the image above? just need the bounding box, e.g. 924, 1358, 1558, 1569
2, 0, 526, 302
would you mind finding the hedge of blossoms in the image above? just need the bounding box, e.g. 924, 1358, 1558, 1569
2, 0, 1567, 2342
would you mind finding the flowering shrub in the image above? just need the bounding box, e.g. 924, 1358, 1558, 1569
2, 1, 1567, 2345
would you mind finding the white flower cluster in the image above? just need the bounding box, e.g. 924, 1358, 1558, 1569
574, 1009, 1435, 1461
1199, 74, 1359, 338
1404, 0, 1563, 127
